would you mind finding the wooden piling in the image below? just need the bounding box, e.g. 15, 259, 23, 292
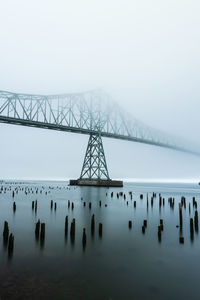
8, 233, 14, 253
190, 218, 194, 241
91, 214, 95, 234
128, 220, 132, 229
70, 220, 75, 242
179, 204, 183, 229
158, 227, 162, 242
35, 200, 37, 212
194, 210, 199, 232
35, 220, 40, 238
13, 202, 16, 212
40, 223, 45, 240
82, 228, 86, 247
99, 223, 103, 237
65, 216, 68, 234
3, 221, 9, 242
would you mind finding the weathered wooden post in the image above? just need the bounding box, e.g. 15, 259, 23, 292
65, 216, 68, 235
35, 219, 40, 239
99, 223, 103, 237
194, 210, 199, 232
91, 214, 95, 235
82, 228, 86, 248
35, 200, 37, 213
179, 203, 183, 229
158, 226, 162, 242
160, 224, 164, 231
190, 218, 194, 241
13, 202, 16, 212
40, 223, 45, 240
8, 233, 14, 255
70, 219, 75, 243
3, 221, 9, 244
128, 220, 132, 229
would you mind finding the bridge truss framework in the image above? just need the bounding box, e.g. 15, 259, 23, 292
0, 89, 196, 186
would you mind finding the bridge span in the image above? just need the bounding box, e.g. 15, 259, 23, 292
0, 90, 197, 187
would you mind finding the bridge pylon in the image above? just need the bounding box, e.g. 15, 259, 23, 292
69, 133, 123, 187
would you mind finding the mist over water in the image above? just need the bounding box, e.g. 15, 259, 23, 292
0, 0, 200, 181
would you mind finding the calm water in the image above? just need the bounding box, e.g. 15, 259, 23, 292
0, 180, 200, 300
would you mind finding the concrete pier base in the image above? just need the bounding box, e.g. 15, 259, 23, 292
69, 179, 123, 187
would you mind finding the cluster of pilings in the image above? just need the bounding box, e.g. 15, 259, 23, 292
1, 183, 200, 257
64, 213, 103, 250
109, 190, 199, 244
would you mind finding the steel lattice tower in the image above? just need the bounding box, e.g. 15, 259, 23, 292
80, 133, 110, 180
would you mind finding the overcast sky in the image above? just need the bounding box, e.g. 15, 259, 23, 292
0, 0, 200, 181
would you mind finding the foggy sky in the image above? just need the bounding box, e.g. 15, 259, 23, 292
0, 0, 200, 181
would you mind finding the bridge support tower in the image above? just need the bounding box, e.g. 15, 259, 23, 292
70, 133, 123, 187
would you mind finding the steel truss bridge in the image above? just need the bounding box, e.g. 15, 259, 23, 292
0, 89, 197, 184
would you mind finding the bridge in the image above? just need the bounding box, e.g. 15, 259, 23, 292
0, 89, 196, 187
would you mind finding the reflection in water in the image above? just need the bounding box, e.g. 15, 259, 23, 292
40, 238, 45, 250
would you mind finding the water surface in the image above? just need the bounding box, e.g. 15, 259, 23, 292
0, 180, 200, 300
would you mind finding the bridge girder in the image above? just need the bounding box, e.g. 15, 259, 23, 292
0, 89, 197, 157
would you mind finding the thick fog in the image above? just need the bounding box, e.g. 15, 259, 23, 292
0, 0, 200, 181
